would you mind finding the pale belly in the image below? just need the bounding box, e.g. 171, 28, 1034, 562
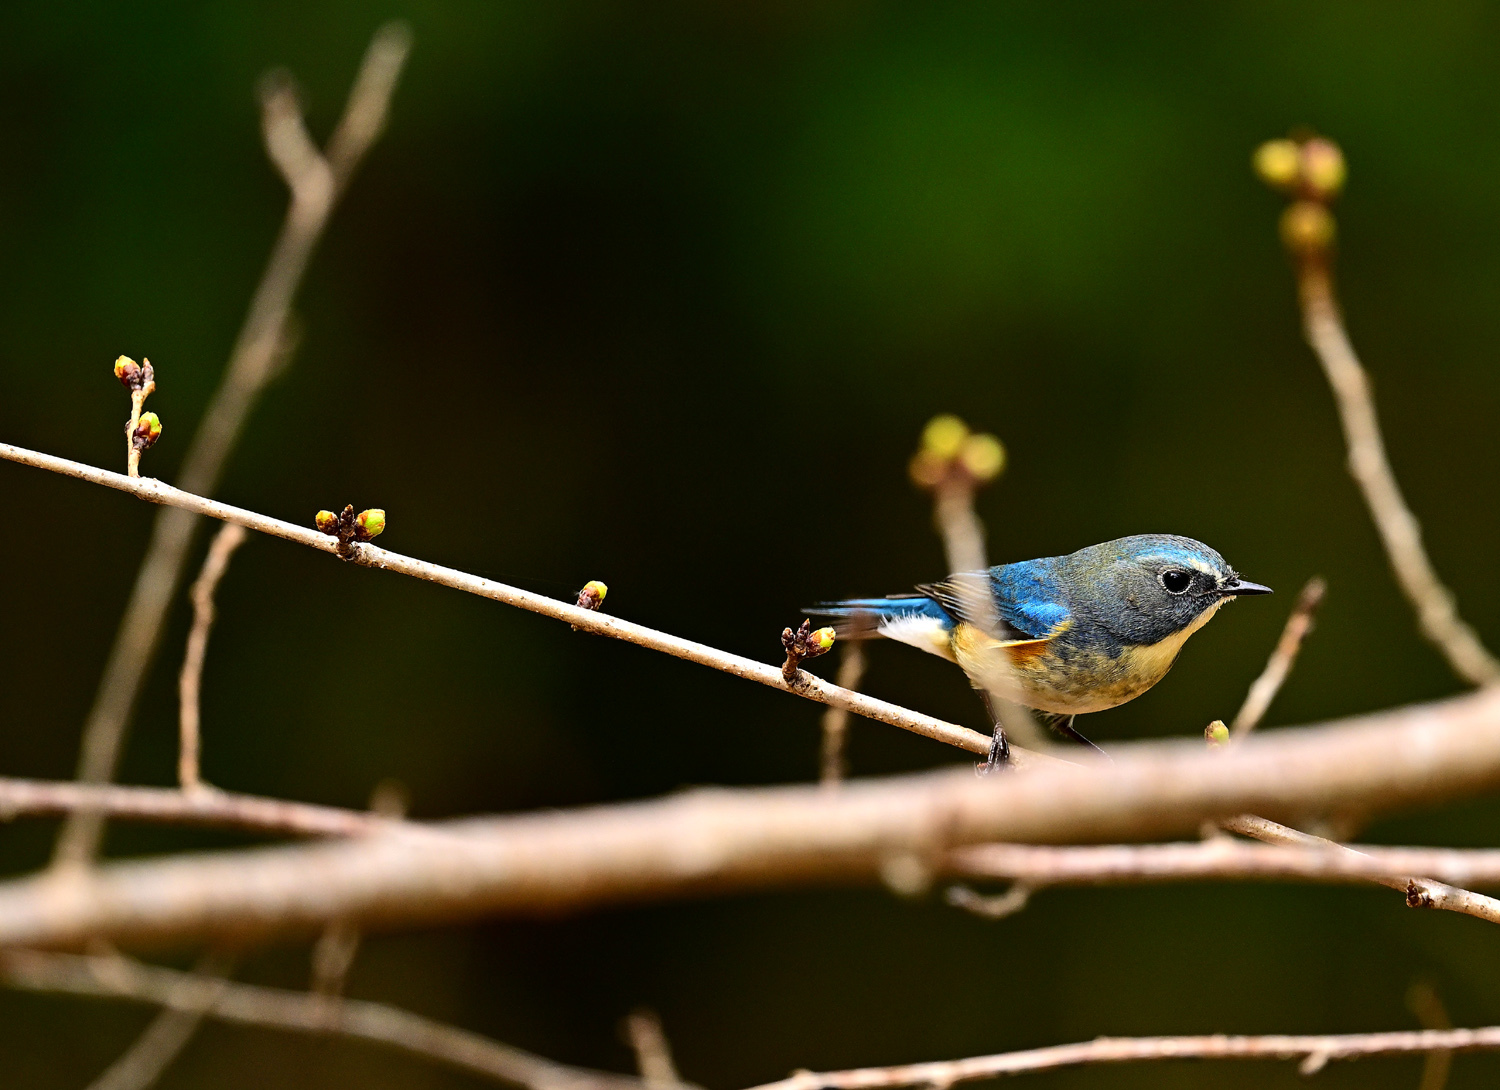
952, 601, 1225, 716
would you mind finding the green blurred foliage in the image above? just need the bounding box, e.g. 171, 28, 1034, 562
2, 1, 1500, 1086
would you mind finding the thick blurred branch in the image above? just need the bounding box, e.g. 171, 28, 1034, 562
177, 522, 247, 791
742, 1025, 1500, 1089
1, 687, 1500, 947
56, 23, 413, 868
1, 950, 645, 1090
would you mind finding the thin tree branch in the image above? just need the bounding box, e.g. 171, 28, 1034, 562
819, 644, 865, 786
1408, 982, 1455, 1090
1213, 574, 1497, 922
2, 686, 1500, 948
0, 776, 398, 838
950, 838, 1500, 892
742, 1026, 1500, 1090
623, 1009, 686, 1090
1221, 813, 1500, 925
56, 22, 413, 869
0, 440, 1063, 770
0, 950, 645, 1090
1297, 264, 1500, 687
1231, 576, 1325, 737
83, 951, 232, 1090
177, 522, 247, 791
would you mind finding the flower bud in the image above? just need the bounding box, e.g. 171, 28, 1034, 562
354, 508, 386, 541
1299, 138, 1346, 199
113, 355, 141, 388
921, 414, 969, 459
1205, 720, 1230, 748
1279, 201, 1335, 256
1252, 139, 1301, 190
577, 580, 608, 610
315, 510, 339, 534
132, 412, 162, 449
808, 626, 836, 654
959, 433, 1006, 482
908, 449, 948, 489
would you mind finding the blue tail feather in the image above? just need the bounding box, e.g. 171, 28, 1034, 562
805, 595, 954, 639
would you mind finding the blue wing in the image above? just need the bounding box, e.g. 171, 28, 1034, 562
990, 559, 1072, 637
917, 560, 1071, 640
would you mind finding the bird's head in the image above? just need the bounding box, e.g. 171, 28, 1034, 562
1071, 534, 1272, 646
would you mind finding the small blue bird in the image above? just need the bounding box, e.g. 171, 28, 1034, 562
810, 534, 1271, 769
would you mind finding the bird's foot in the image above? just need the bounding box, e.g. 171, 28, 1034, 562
975, 726, 1011, 776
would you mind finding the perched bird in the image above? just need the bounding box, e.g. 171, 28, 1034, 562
809, 534, 1271, 770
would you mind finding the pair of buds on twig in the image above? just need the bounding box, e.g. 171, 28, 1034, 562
315, 505, 387, 558
1253, 133, 1347, 260
113, 356, 162, 476
908, 414, 1006, 492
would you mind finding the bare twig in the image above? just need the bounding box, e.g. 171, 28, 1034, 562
84, 951, 232, 1090
951, 838, 1500, 892
0, 440, 1071, 770
819, 643, 866, 786
3, 686, 1500, 947
1297, 260, 1500, 687
0, 950, 645, 1090
1231, 577, 1325, 736
1214, 568, 1496, 920
56, 23, 413, 869
177, 522, 247, 791
623, 1010, 685, 1090
1222, 814, 1500, 925
0, 776, 398, 838
743, 1026, 1500, 1090
1408, 982, 1455, 1090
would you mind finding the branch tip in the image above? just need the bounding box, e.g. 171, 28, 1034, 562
781, 619, 835, 682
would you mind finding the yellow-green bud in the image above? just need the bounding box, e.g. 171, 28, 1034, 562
959, 433, 1006, 482
921, 414, 969, 459
1205, 720, 1230, 747
132, 412, 162, 449
114, 355, 140, 387
1279, 201, 1335, 256
581, 580, 608, 604
315, 510, 339, 534
809, 626, 836, 654
1252, 139, 1301, 190
1299, 138, 1346, 199
354, 508, 387, 541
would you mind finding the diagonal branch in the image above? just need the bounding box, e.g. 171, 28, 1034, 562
1298, 258, 1500, 687
56, 23, 413, 869
0, 440, 1053, 769
0, 950, 645, 1090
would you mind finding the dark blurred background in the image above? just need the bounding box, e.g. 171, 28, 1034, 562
2, 1, 1500, 1086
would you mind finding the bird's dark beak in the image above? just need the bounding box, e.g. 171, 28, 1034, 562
1220, 578, 1273, 597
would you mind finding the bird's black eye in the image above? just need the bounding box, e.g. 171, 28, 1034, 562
1160, 570, 1192, 595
